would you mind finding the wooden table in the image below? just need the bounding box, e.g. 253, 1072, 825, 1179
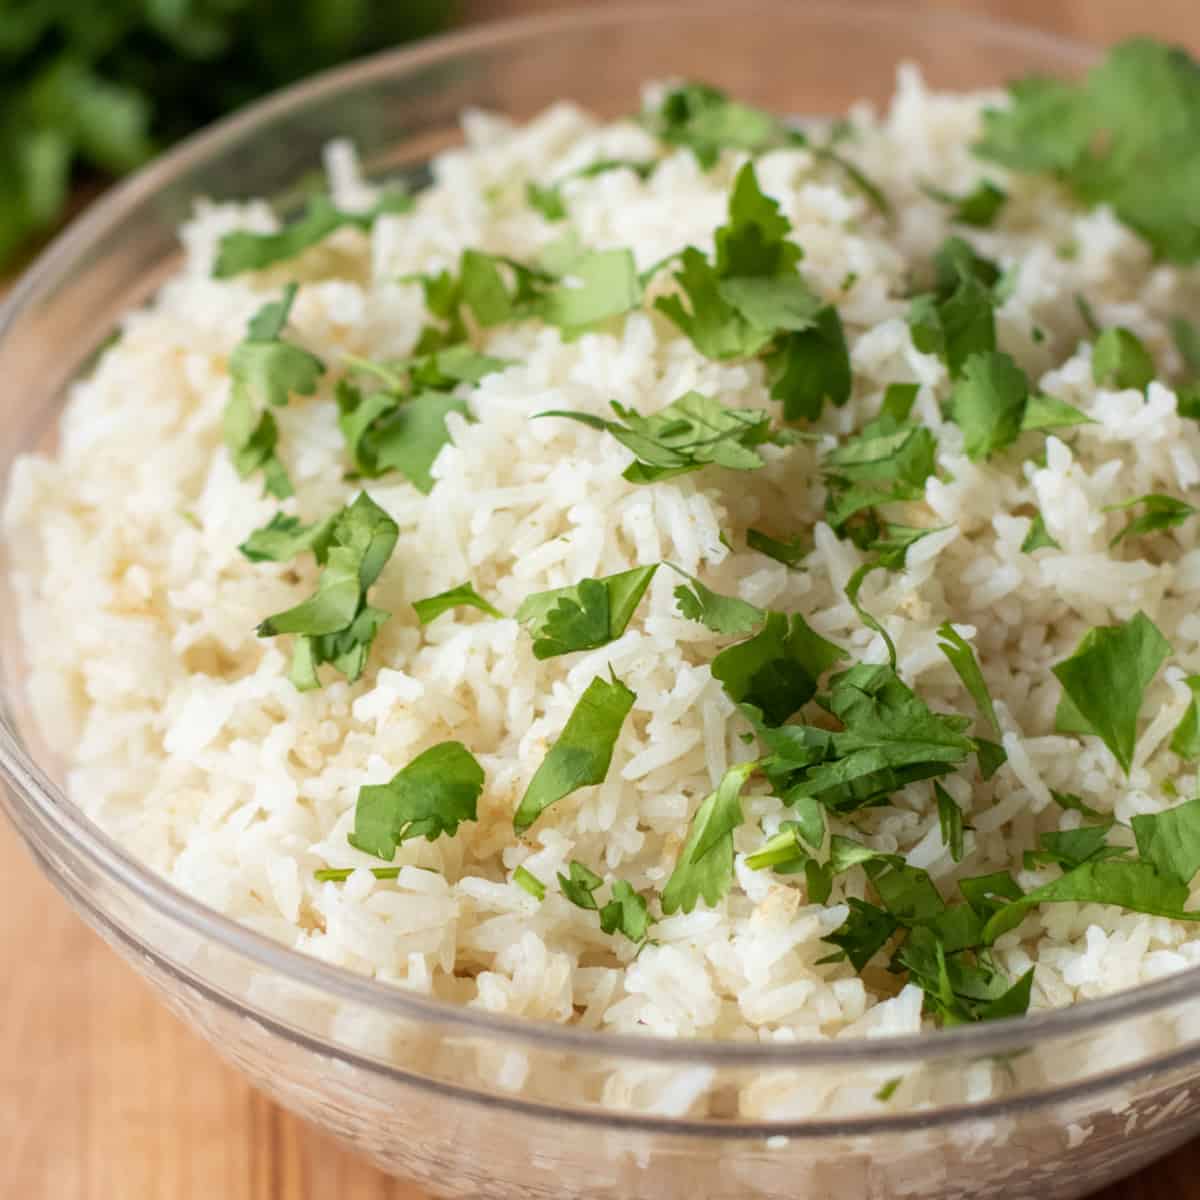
3, 1, 1200, 1195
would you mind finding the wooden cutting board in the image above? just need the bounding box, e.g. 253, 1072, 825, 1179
3, 1, 1200, 1196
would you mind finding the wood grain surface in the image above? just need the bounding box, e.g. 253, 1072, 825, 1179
3, 1, 1200, 1196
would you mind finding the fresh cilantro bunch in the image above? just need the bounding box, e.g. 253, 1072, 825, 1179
0, 0, 452, 269
975, 38, 1200, 262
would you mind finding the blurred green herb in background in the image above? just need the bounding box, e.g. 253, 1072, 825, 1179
0, 0, 455, 270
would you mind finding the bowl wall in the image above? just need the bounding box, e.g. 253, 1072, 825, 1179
2, 4, 1198, 1197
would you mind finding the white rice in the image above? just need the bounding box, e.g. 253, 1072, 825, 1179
9, 66, 1200, 1056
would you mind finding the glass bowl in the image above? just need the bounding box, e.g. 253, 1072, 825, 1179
1, 4, 1196, 1197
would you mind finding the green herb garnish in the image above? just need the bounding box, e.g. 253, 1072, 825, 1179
512, 674, 636, 834
413, 583, 503, 626
256, 491, 398, 689
349, 741, 485, 861
1052, 611, 1171, 773
516, 565, 658, 658
223, 284, 324, 497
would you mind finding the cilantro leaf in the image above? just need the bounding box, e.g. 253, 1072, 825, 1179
670, 568, 765, 635
256, 492, 398, 689
745, 823, 808, 872
538, 392, 774, 484
514, 865, 546, 901
1023, 824, 1120, 871
1051, 790, 1105, 819
1052, 611, 1171, 773
936, 622, 1001, 737
823, 421, 938, 538
538, 248, 643, 336
654, 247, 772, 360
746, 527, 808, 566
907, 237, 1001, 377
1105, 493, 1198, 544
712, 611, 845, 726
599, 881, 652, 942
516, 565, 658, 658
512, 674, 636, 833
922, 179, 1008, 227
213, 191, 412, 278
642, 82, 803, 167
770, 664, 976, 815
949, 350, 1029, 460
935, 782, 966, 862
526, 181, 567, 220
975, 39, 1200, 262
765, 306, 853, 421
223, 284, 324, 497
1132, 796, 1200, 886
1020, 393, 1093, 432
349, 742, 483, 860
339, 384, 469, 495
1170, 676, 1200, 759
558, 860, 604, 910
239, 511, 335, 563
661, 760, 758, 914
824, 899, 899, 970
1093, 326, 1156, 391
643, 83, 888, 215
413, 583, 503, 626
1021, 511, 1061, 553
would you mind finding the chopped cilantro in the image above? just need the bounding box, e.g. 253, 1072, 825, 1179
907, 237, 1001, 378
599, 881, 653, 942
213, 191, 412, 278
661, 760, 758, 914
1105, 493, 1198, 544
844, 562, 897, 668
1023, 823, 1120, 871
822, 417, 937, 540
349, 741, 485, 861
1021, 511, 1061, 553
515, 565, 658, 658
712, 611, 845, 726
936, 622, 1002, 737
974, 39, 1200, 262
670, 568, 765, 635
1170, 676, 1200, 759
256, 492, 398, 690
512, 674, 636, 834
558, 860, 604, 909
413, 583, 503, 626
875, 1078, 903, 1102
746, 527, 809, 567
1051, 790, 1105, 819
224, 284, 324, 497
766, 305, 853, 421
824, 898, 898, 970
239, 511, 335, 563
921, 179, 1008, 227
642, 82, 889, 214
771, 664, 976, 815
1052, 611, 1171, 773
935, 782, 966, 862
1020, 393, 1092, 433
538, 391, 775, 484
514, 865, 547, 901
1092, 326, 1156, 391
949, 350, 1029, 460
745, 823, 807, 872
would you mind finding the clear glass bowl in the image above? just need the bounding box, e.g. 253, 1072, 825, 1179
1, 4, 1196, 1197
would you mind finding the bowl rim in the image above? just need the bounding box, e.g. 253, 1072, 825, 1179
6, 0, 1188, 1080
